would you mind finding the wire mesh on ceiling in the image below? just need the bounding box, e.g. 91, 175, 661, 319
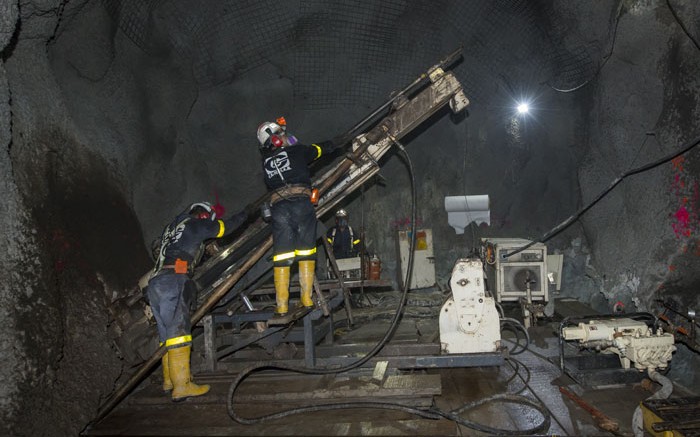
292, 0, 444, 109
101, 0, 165, 52
102, 0, 600, 109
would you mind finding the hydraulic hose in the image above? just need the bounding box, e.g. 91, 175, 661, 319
500, 317, 530, 355
227, 136, 552, 435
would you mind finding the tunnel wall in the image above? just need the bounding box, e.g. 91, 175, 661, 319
0, 0, 24, 433
1, 1, 151, 435
573, 0, 700, 386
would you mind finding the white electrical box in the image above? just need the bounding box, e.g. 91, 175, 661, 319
482, 238, 549, 303
329, 256, 362, 280
397, 229, 436, 289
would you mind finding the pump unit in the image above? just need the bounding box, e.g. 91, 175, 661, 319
563, 317, 675, 371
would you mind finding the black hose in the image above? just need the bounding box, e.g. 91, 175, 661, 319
505, 133, 700, 258
436, 393, 550, 435
500, 317, 531, 355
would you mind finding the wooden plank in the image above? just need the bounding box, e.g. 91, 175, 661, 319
127, 374, 441, 406
267, 306, 312, 325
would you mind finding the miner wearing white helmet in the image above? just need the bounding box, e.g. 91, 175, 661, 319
257, 116, 351, 315
147, 201, 249, 401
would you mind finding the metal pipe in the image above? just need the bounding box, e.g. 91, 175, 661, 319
340, 46, 463, 140
559, 386, 621, 435
322, 237, 354, 326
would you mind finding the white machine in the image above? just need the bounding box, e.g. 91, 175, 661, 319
482, 238, 549, 303
482, 238, 564, 327
563, 318, 676, 371
439, 259, 501, 354
327, 256, 362, 279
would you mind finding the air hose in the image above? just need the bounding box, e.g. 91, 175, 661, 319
226, 137, 551, 435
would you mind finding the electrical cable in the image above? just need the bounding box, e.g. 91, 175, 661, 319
494, 315, 574, 435
501, 356, 531, 396
226, 136, 552, 435
509, 358, 531, 396
505, 133, 700, 258
498, 327, 572, 436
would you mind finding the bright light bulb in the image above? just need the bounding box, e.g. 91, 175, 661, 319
517, 102, 529, 114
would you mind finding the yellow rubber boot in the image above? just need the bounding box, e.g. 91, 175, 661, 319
274, 266, 290, 315
168, 345, 210, 401
298, 260, 315, 308
162, 352, 173, 391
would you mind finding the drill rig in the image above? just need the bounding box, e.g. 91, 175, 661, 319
100, 49, 507, 421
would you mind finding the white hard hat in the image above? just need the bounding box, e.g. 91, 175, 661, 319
189, 201, 216, 220
335, 209, 348, 218
257, 121, 285, 149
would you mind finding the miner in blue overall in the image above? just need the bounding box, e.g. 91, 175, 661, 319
148, 201, 247, 401
257, 117, 347, 315
326, 209, 361, 259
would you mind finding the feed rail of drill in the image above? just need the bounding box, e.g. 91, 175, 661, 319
194, 53, 469, 308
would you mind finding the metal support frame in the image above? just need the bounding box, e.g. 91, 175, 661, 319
215, 349, 505, 374
321, 237, 355, 325
202, 292, 344, 369
203, 287, 506, 372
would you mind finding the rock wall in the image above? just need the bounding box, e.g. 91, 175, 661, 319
1, 1, 150, 435
0, 0, 24, 433
573, 0, 700, 386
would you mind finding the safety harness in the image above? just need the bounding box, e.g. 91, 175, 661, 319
269, 184, 312, 206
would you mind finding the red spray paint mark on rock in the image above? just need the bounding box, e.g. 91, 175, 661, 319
670, 159, 699, 239
672, 156, 684, 172
675, 206, 689, 226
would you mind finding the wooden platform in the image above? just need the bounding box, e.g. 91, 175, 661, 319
85, 370, 443, 436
